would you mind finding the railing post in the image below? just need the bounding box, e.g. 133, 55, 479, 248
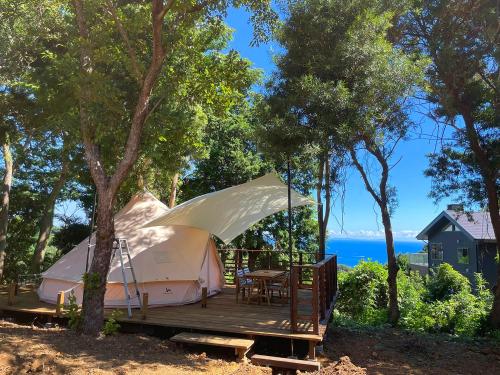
142, 292, 149, 320
56, 291, 64, 317
268, 251, 271, 270
333, 255, 338, 296
325, 261, 329, 305
299, 252, 303, 285
291, 266, 299, 333
233, 250, 239, 284
319, 266, 326, 319
312, 268, 319, 335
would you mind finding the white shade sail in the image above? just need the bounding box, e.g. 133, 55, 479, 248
144, 173, 315, 244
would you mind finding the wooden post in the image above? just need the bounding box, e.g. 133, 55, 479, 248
141, 292, 149, 320
308, 341, 316, 360
291, 267, 299, 332
299, 252, 303, 285
312, 268, 319, 335
55, 291, 64, 317
320, 266, 326, 319
7, 283, 15, 306
201, 287, 207, 308
333, 255, 338, 296
234, 250, 239, 284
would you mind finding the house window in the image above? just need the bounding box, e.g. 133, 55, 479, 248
443, 223, 459, 232
457, 248, 469, 264
430, 243, 443, 260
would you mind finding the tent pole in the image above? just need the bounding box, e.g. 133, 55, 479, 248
287, 157, 294, 357
85, 189, 97, 273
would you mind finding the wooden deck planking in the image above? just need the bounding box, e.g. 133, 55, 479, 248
0, 286, 327, 341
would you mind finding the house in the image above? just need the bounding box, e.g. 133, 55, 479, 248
416, 204, 498, 288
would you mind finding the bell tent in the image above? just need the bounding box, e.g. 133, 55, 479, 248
38, 173, 314, 307
38, 192, 225, 307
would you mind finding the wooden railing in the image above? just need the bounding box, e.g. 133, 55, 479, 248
217, 248, 319, 284
217, 248, 338, 335
290, 255, 338, 335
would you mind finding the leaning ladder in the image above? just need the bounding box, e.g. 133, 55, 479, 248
112, 238, 141, 318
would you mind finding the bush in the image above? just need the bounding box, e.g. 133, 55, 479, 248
335, 261, 493, 338
425, 263, 471, 301
66, 292, 81, 331
336, 261, 388, 325
102, 310, 122, 335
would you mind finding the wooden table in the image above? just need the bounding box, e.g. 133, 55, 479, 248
244, 270, 285, 305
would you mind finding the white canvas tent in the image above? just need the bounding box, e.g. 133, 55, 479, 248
38, 192, 225, 307
39, 173, 314, 308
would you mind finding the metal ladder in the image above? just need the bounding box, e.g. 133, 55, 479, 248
112, 238, 141, 318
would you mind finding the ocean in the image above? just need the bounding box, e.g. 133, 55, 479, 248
326, 238, 425, 267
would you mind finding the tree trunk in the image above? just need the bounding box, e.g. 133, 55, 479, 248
73, 0, 173, 335
350, 146, 400, 324
0, 141, 13, 280
169, 172, 179, 208
80, 191, 115, 335
31, 158, 70, 273
459, 110, 500, 328
381, 206, 399, 324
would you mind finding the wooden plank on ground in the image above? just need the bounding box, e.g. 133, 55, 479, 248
171, 332, 254, 349
251, 354, 320, 371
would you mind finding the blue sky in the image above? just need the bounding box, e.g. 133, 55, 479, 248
225, 8, 452, 241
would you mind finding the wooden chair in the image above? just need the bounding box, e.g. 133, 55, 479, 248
267, 272, 289, 303
235, 268, 253, 303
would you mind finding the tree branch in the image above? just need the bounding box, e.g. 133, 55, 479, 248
349, 147, 382, 207
158, 0, 176, 20
105, 0, 143, 85
108, 0, 170, 196
72, 0, 108, 190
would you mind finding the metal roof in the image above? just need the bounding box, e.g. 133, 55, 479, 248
416, 210, 496, 241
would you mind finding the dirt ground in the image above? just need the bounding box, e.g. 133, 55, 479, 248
1, 320, 499, 375
318, 326, 500, 375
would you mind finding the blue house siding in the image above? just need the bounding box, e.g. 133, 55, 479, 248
427, 225, 478, 285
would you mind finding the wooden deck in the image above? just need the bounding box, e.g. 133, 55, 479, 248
0, 285, 330, 343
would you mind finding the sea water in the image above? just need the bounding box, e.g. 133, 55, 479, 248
326, 238, 425, 267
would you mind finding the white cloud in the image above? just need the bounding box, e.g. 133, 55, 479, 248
327, 229, 419, 240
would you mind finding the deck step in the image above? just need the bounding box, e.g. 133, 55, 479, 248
170, 332, 254, 360
251, 354, 320, 371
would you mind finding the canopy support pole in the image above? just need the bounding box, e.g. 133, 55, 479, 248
287, 157, 295, 357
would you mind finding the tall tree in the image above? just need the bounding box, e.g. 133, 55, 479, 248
401, 0, 500, 327
0, 0, 71, 279
70, 0, 275, 334
264, 0, 423, 323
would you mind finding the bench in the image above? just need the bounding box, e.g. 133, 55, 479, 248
251, 354, 320, 372
170, 332, 254, 360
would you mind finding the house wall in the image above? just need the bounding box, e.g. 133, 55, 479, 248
427, 225, 478, 285
477, 242, 498, 288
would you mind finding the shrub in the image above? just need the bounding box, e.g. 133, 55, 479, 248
425, 263, 471, 301
66, 292, 81, 331
102, 310, 122, 335
397, 270, 425, 320
396, 254, 410, 273
335, 261, 493, 338
400, 273, 492, 337
336, 261, 388, 325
